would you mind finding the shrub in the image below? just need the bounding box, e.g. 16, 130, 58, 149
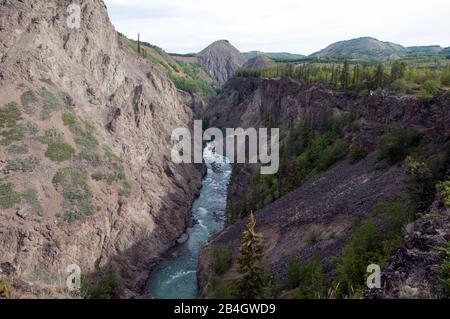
36, 128, 64, 145
421, 79, 441, 96
316, 138, 349, 171
0, 102, 21, 129
39, 89, 61, 119
62, 112, 76, 126
211, 245, 232, 275
295, 257, 326, 299
377, 123, 420, 165
5, 156, 39, 172
404, 157, 435, 213
53, 167, 93, 219
45, 142, 75, 162
209, 277, 233, 299
348, 144, 368, 164
0, 182, 21, 209
436, 180, 450, 207
441, 72, 450, 86
80, 271, 118, 299
287, 258, 302, 289
334, 219, 383, 296
22, 188, 43, 216
7, 144, 28, 155
20, 90, 38, 114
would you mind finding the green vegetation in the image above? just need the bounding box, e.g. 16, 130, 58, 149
80, 271, 118, 299
35, 128, 64, 145
233, 213, 265, 299
39, 89, 62, 119
377, 123, 421, 165
403, 157, 435, 213
235, 57, 450, 99
5, 156, 39, 172
438, 243, 450, 297
0, 102, 23, 145
0, 182, 21, 209
21, 188, 43, 216
209, 277, 233, 299
347, 144, 368, 164
52, 167, 94, 220
126, 37, 216, 101
333, 196, 414, 297
20, 90, 39, 114
290, 256, 326, 299
7, 144, 28, 155
45, 142, 76, 162
211, 245, 232, 275
118, 181, 132, 197
436, 180, 450, 207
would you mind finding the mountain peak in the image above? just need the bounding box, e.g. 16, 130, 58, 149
311, 37, 407, 60
198, 40, 245, 86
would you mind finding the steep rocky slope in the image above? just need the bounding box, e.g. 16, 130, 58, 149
198, 40, 245, 86
199, 77, 450, 298
0, 0, 203, 297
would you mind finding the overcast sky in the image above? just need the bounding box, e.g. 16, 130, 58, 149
103, 0, 450, 55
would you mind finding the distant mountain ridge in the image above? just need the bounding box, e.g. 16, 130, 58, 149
310, 37, 408, 60
243, 51, 305, 61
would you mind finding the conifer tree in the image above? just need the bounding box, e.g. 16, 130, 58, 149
234, 213, 265, 299
341, 60, 350, 90
137, 33, 141, 55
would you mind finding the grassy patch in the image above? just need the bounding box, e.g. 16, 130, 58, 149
436, 180, 450, 207
0, 182, 21, 209
52, 167, 94, 220
39, 89, 61, 119
118, 181, 132, 197
45, 142, 75, 162
5, 156, 39, 172
6, 144, 28, 155
36, 128, 64, 145
0, 102, 23, 145
22, 188, 43, 216
20, 90, 39, 114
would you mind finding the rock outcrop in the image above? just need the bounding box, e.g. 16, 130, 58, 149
0, 0, 203, 297
243, 55, 276, 69
198, 40, 245, 86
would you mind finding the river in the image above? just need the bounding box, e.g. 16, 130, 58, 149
147, 144, 232, 299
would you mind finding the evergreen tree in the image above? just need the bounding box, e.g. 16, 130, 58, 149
341, 60, 350, 90
234, 213, 265, 299
137, 33, 141, 55
375, 63, 384, 89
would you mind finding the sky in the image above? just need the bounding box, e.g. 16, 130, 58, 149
103, 0, 450, 55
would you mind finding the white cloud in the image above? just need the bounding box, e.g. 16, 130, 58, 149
104, 0, 450, 54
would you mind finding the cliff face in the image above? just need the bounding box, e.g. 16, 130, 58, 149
198, 77, 450, 298
198, 40, 245, 87
0, 0, 202, 297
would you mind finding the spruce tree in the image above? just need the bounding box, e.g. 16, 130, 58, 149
137, 33, 141, 55
234, 213, 265, 299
